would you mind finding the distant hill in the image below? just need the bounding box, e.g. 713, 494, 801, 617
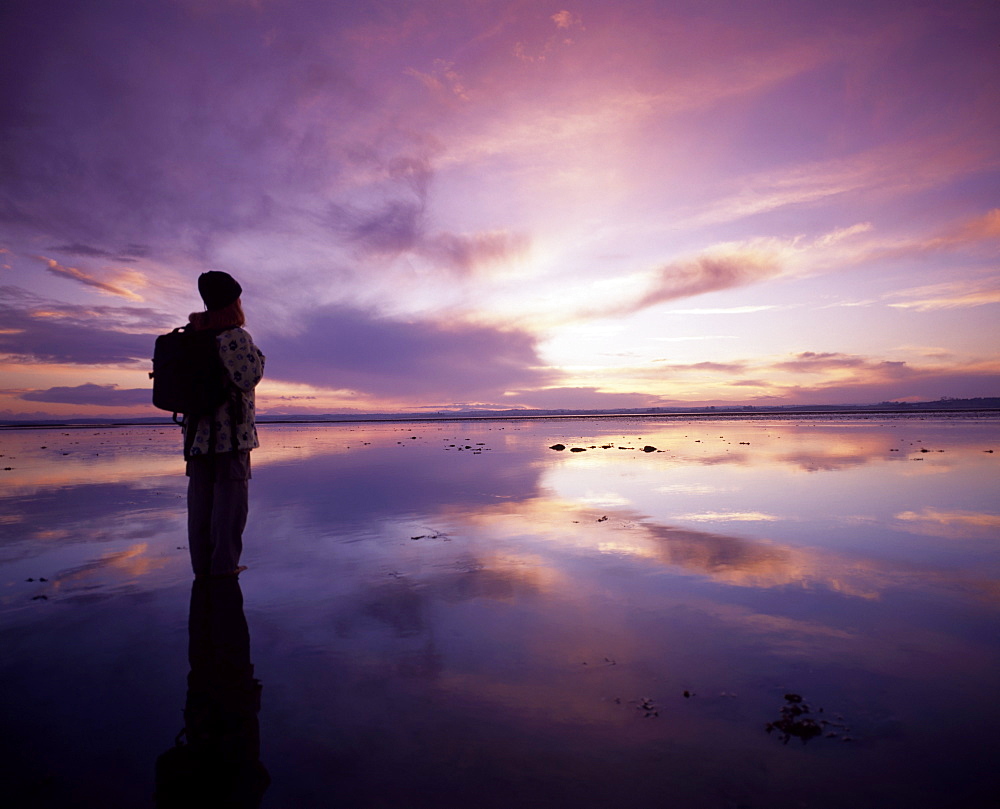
2, 397, 998, 428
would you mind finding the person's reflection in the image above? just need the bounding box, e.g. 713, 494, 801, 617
155, 578, 269, 808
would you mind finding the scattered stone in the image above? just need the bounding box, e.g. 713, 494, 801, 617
642, 445, 657, 452
570, 447, 586, 452
549, 444, 566, 451
596, 515, 608, 522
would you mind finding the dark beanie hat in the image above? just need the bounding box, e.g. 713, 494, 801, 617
198, 271, 242, 311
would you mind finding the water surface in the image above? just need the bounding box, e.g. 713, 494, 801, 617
1, 416, 998, 807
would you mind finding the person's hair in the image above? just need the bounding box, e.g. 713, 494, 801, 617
189, 298, 246, 331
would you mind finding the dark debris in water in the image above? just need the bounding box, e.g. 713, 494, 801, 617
766, 692, 854, 745
410, 529, 449, 541
636, 697, 659, 718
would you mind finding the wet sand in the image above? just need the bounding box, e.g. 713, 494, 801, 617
1, 415, 998, 807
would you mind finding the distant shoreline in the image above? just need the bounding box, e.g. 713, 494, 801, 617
2, 406, 998, 431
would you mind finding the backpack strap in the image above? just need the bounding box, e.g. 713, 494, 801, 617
182, 413, 198, 459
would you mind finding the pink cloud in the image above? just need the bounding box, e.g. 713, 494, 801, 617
886, 277, 1000, 312
580, 246, 784, 321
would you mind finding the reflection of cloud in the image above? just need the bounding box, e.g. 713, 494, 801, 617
460, 481, 1000, 604
643, 523, 859, 591
673, 511, 780, 522
702, 601, 854, 645
578, 492, 631, 507
463, 500, 886, 599
895, 508, 1000, 539
356, 552, 561, 638
774, 451, 873, 473
54, 543, 172, 593
654, 484, 731, 494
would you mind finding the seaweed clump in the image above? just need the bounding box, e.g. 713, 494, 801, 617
765, 693, 823, 744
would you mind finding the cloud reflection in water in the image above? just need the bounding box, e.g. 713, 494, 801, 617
0, 416, 998, 808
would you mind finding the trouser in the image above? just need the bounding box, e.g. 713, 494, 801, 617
186, 451, 251, 577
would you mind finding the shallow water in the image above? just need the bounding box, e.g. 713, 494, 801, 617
1, 415, 998, 808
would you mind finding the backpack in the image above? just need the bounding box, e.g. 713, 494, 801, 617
150, 326, 230, 424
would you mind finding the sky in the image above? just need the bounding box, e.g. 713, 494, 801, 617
1, 0, 999, 420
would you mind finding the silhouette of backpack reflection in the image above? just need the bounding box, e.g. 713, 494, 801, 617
155, 578, 269, 808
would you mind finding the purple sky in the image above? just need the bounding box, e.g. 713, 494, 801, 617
2, 0, 998, 418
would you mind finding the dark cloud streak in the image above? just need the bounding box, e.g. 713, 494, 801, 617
19, 383, 150, 407
0, 287, 162, 365
264, 304, 552, 400
46, 243, 149, 261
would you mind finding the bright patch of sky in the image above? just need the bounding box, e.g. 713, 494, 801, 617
1, 0, 998, 417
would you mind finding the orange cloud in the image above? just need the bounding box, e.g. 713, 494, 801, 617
39, 257, 143, 301
922, 208, 1000, 250
895, 508, 1000, 539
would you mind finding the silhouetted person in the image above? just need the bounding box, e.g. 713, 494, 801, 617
184, 272, 265, 578
155, 577, 269, 808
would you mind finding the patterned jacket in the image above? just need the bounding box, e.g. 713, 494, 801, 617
184, 327, 265, 457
